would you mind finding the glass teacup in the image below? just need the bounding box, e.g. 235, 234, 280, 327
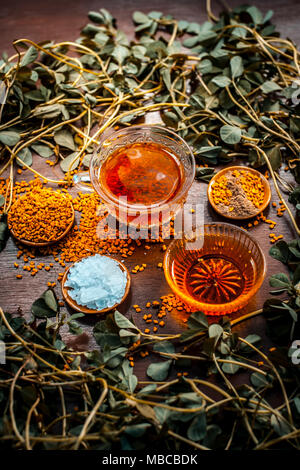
74, 125, 195, 231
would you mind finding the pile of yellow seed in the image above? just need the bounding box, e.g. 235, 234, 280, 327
1, 177, 171, 282
211, 169, 265, 209
210, 174, 232, 206
238, 170, 265, 208
8, 186, 74, 243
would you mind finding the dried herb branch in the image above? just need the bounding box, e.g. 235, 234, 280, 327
1, 3, 300, 451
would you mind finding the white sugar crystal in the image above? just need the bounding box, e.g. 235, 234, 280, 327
80, 287, 109, 304
65, 254, 127, 310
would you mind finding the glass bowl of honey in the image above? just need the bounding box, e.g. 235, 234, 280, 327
163, 223, 266, 316
74, 125, 195, 228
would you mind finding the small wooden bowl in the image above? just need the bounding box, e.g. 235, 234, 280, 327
8, 197, 75, 247
207, 165, 271, 220
61, 255, 131, 315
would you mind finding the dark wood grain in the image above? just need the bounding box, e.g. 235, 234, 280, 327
0, 0, 299, 380
1, 0, 300, 55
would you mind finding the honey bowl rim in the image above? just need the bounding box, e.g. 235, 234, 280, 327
207, 165, 271, 220
163, 222, 267, 315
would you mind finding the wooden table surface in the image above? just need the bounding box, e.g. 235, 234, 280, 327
0, 0, 299, 379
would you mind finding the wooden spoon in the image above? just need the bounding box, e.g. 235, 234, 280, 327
61, 255, 131, 314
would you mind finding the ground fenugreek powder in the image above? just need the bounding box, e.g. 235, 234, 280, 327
210, 169, 265, 218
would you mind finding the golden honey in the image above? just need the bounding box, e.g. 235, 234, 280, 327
186, 255, 246, 304
164, 223, 266, 316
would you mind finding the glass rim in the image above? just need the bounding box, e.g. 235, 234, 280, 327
166, 222, 267, 268
89, 124, 196, 211
163, 222, 267, 312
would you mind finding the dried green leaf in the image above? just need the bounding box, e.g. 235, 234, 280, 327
230, 56, 243, 78
265, 145, 282, 171
16, 147, 32, 167
93, 319, 122, 349
32, 103, 66, 119
31, 144, 54, 158
20, 46, 38, 67
68, 320, 83, 335
261, 81, 282, 94
147, 360, 172, 381
0, 130, 20, 147
133, 11, 149, 24
246, 6, 264, 25
112, 45, 129, 65
60, 152, 80, 172
135, 19, 154, 32
271, 414, 292, 436
221, 357, 240, 374
0, 213, 9, 252
125, 423, 151, 437
269, 241, 290, 264
137, 384, 157, 396
263, 10, 274, 24
54, 129, 76, 151
269, 273, 291, 289
195, 167, 215, 182
88, 11, 107, 24
194, 146, 222, 163
240, 334, 261, 353
187, 413, 206, 441
31, 288, 59, 318
250, 372, 271, 388
128, 374, 138, 393
220, 125, 241, 144
183, 36, 202, 49
208, 324, 223, 339
187, 311, 209, 331
197, 59, 213, 75
212, 75, 231, 88
114, 311, 138, 331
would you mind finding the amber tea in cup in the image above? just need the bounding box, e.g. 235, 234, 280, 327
74, 125, 195, 229
99, 141, 183, 206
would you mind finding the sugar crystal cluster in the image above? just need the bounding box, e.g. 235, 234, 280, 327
65, 254, 127, 310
